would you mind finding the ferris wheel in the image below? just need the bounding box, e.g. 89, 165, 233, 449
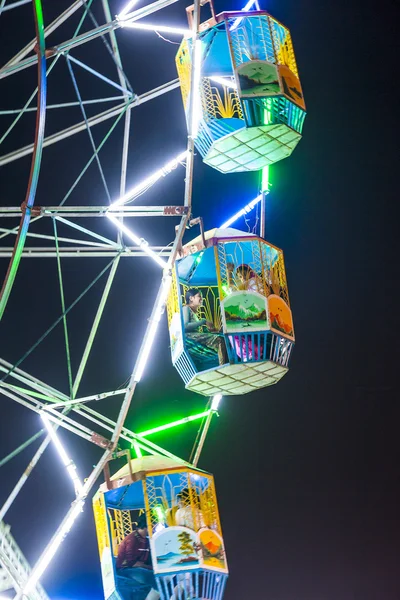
0, 0, 306, 599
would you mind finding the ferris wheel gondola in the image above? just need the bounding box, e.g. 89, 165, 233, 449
176, 8, 306, 173
93, 455, 228, 600
167, 228, 294, 396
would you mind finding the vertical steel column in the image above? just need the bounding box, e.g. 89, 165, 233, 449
192, 409, 214, 467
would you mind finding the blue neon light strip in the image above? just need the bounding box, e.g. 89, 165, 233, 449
220, 193, 263, 228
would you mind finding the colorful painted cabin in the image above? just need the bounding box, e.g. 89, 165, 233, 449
167, 228, 294, 396
93, 455, 228, 600
176, 9, 306, 173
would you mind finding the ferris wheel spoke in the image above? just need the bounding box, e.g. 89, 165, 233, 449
72, 255, 121, 399
0, 0, 180, 80
66, 53, 133, 97
2, 0, 86, 71
0, 79, 179, 167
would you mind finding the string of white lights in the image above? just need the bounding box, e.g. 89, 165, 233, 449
19, 499, 85, 599
220, 193, 263, 228
122, 22, 190, 35
133, 274, 172, 382
191, 39, 203, 138
209, 75, 237, 89
117, 0, 140, 19
109, 150, 187, 209
106, 213, 167, 268
41, 414, 83, 495
211, 394, 222, 411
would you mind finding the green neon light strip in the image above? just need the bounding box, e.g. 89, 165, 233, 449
132, 441, 142, 458
262, 165, 269, 192
1, 383, 58, 402
137, 411, 210, 438
0, 0, 46, 320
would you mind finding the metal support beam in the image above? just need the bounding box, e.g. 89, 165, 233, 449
0, 227, 116, 248
192, 409, 214, 467
0, 79, 180, 166
0, 205, 187, 217
0, 95, 125, 114
2, 0, 86, 70
72, 257, 121, 398
1, 0, 203, 594
0, 521, 49, 600
0, 246, 171, 258
0, 0, 179, 80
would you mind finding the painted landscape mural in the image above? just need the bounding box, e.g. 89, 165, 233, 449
222, 292, 269, 333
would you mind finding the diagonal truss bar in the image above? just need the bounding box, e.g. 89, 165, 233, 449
0, 0, 46, 321
67, 54, 132, 96
58, 0, 133, 399
4, 0, 202, 594
0, 520, 50, 600
0, 429, 44, 468
102, 0, 133, 247
0, 370, 191, 466
2, 0, 86, 69
0, 96, 127, 115
0, 226, 118, 248
0, 358, 68, 401
0, 384, 95, 440
192, 408, 214, 467
54, 216, 119, 247
0, 0, 179, 80
0, 55, 59, 148
53, 220, 73, 397
66, 56, 113, 204
49, 388, 128, 409
0, 256, 119, 385
0, 216, 42, 239
0, 383, 58, 402
72, 256, 121, 398
0, 361, 189, 466
0, 0, 32, 12
0, 79, 180, 166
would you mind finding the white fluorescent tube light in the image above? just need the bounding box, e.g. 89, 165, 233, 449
220, 193, 263, 228
134, 276, 172, 382
21, 499, 84, 598
123, 22, 190, 35
106, 213, 167, 268
209, 76, 237, 89
41, 414, 83, 495
191, 39, 203, 138
211, 394, 222, 411
117, 0, 140, 19
109, 150, 187, 209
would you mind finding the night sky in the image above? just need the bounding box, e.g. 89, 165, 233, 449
0, 0, 399, 599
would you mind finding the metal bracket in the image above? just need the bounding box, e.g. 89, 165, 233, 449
103, 448, 133, 490
163, 206, 189, 216
186, 0, 216, 30
20, 202, 41, 217
90, 432, 113, 450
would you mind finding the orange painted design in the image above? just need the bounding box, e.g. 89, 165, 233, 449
268, 294, 294, 338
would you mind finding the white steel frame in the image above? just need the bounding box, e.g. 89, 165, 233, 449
0, 0, 212, 597
0, 0, 260, 597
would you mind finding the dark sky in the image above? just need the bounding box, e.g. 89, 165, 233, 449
0, 0, 399, 599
